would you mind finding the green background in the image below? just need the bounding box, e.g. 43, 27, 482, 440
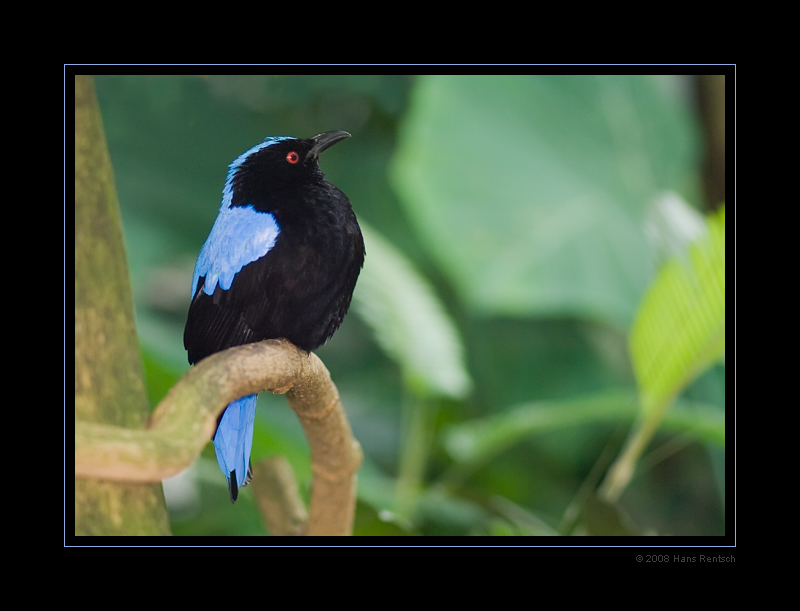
95, 74, 725, 536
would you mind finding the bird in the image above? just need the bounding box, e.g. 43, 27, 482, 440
184, 131, 365, 503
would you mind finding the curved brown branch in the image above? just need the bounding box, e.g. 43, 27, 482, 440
252, 456, 308, 536
74, 338, 362, 535
283, 351, 363, 536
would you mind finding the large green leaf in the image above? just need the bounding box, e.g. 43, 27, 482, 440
629, 206, 726, 416
391, 75, 700, 328
352, 223, 472, 399
597, 206, 725, 501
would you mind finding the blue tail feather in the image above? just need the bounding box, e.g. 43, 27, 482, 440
213, 394, 257, 503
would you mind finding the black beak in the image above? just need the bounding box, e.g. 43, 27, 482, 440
309, 131, 351, 160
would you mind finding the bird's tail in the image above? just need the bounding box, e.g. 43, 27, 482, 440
213, 394, 257, 503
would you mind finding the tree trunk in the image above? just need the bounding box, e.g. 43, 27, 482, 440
74, 74, 171, 536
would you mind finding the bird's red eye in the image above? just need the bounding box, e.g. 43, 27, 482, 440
286, 151, 300, 164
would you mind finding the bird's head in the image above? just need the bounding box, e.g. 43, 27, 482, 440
225, 131, 350, 212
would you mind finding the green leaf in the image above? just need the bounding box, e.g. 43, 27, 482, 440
443, 388, 724, 466
351, 223, 472, 399
629, 206, 725, 416
391, 75, 700, 328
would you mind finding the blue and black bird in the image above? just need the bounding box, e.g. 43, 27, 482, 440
184, 131, 364, 503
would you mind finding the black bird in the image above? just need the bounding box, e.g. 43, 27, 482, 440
184, 131, 364, 502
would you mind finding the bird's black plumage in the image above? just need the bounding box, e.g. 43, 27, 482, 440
184, 131, 364, 501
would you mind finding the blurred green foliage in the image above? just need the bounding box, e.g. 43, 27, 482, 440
631, 205, 725, 417
95, 74, 725, 536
